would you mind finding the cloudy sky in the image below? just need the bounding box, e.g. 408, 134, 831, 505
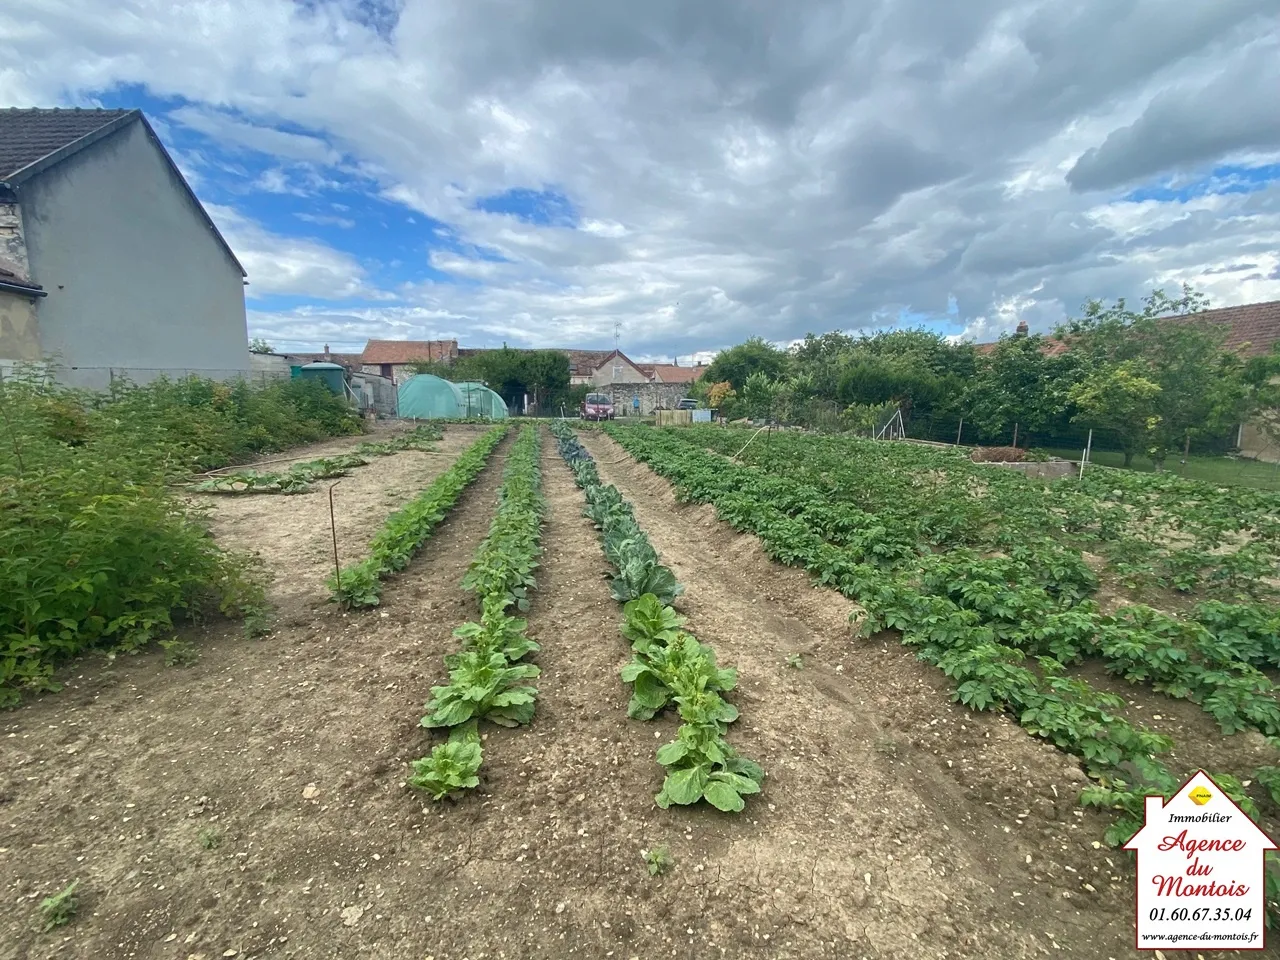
3, 0, 1279, 359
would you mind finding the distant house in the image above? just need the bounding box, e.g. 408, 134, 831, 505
637, 361, 706, 385
360, 338, 458, 383
576, 349, 649, 386
0, 108, 249, 387
977, 301, 1280, 461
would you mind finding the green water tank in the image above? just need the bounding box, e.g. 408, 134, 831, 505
298, 362, 346, 395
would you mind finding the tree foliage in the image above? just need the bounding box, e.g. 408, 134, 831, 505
700, 286, 1271, 460
702, 336, 788, 390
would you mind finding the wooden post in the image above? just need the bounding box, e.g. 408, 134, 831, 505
1080, 428, 1093, 480
329, 481, 342, 591
955, 418, 964, 446
1012, 422, 1019, 449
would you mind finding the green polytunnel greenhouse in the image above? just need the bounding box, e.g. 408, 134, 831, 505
396, 374, 509, 420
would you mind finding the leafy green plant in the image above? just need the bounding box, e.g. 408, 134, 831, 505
420, 650, 540, 728
655, 691, 764, 813
198, 828, 222, 850
408, 721, 484, 800
643, 845, 672, 876
159, 638, 199, 667
38, 880, 79, 931
0, 369, 356, 705
552, 422, 764, 813
786, 653, 804, 669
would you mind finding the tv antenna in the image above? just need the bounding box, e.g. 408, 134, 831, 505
613, 320, 622, 382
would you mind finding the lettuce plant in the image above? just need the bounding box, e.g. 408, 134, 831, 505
408, 721, 484, 801
421, 650, 540, 728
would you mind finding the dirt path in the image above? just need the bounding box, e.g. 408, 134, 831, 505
194, 423, 494, 618
0, 431, 512, 960
576, 428, 1141, 959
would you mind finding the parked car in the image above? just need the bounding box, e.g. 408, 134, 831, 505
675, 398, 698, 410
581, 392, 615, 421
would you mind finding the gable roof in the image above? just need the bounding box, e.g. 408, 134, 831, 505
974, 336, 1071, 357
0, 107, 246, 277
1123, 769, 1276, 848
562, 348, 622, 377
0, 107, 136, 181
579, 348, 646, 377
361, 339, 459, 365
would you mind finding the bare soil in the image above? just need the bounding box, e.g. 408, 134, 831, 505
0, 424, 1212, 960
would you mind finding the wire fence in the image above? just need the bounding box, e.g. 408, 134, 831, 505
0, 363, 286, 391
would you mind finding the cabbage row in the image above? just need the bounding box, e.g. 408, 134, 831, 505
327, 425, 506, 608
409, 426, 545, 801
550, 421, 764, 813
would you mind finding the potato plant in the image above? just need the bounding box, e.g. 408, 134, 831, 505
604, 423, 1280, 843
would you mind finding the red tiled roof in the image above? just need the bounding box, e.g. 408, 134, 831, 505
975, 300, 1280, 360
642, 363, 704, 383
974, 336, 1071, 357
289, 352, 363, 370
1165, 300, 1280, 358
361, 339, 458, 365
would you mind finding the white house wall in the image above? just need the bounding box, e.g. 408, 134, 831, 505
17, 119, 249, 389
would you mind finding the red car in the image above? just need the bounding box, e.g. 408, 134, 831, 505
581, 392, 615, 421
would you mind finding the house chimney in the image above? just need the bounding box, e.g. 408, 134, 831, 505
1015, 321, 1029, 337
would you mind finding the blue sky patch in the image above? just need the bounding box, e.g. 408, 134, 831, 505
475, 187, 579, 227
1123, 162, 1280, 203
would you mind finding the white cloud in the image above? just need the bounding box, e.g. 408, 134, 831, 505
2, 0, 1278, 352
205, 204, 370, 299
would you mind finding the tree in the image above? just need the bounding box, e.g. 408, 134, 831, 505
703, 337, 788, 390
963, 335, 1078, 445
740, 371, 778, 419
249, 337, 273, 354
1067, 361, 1162, 466
1064, 287, 1250, 468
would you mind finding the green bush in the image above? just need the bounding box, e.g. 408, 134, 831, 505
0, 369, 361, 705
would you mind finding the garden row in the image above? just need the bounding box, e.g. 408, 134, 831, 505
328, 425, 507, 608
193, 425, 444, 495
409, 426, 545, 799
603, 425, 1279, 844
658, 426, 1280, 742
551, 422, 764, 812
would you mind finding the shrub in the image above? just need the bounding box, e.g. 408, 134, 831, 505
0, 368, 359, 705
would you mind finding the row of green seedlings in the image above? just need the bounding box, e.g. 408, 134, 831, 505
328, 425, 507, 608
195, 425, 444, 495
550, 421, 764, 812
408, 426, 545, 800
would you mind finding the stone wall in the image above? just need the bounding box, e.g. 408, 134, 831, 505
601, 381, 688, 416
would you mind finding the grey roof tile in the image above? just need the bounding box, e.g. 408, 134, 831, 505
0, 108, 136, 180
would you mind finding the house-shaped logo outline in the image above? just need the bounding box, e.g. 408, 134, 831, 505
1123, 769, 1277, 952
